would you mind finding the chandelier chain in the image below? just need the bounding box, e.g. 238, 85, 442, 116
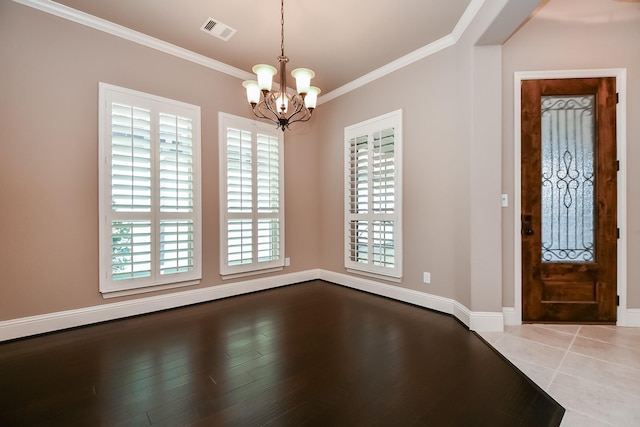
243, 0, 318, 131
280, 0, 285, 57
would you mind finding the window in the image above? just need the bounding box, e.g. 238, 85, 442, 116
219, 113, 284, 278
99, 83, 201, 297
345, 110, 403, 279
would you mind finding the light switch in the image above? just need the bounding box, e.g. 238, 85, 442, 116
501, 194, 508, 207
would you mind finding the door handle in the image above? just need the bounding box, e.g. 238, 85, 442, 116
522, 214, 534, 236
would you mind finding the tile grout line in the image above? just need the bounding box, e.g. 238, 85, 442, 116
548, 325, 581, 391
532, 324, 581, 338
568, 330, 640, 372
575, 334, 640, 352
487, 331, 566, 390
557, 369, 640, 402
561, 406, 617, 427
565, 346, 640, 374
505, 330, 574, 353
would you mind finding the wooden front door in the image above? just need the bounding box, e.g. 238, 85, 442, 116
521, 77, 617, 323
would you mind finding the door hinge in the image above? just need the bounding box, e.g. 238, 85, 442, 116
617, 228, 620, 239
616, 93, 620, 104
616, 160, 620, 171
617, 295, 620, 306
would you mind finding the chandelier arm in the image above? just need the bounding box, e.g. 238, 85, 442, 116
262, 92, 284, 119
286, 108, 313, 126
289, 94, 313, 119
258, 94, 291, 131
284, 98, 308, 122
250, 101, 280, 127
251, 102, 273, 120
251, 110, 279, 128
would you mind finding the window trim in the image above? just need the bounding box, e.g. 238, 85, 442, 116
98, 83, 202, 297
218, 112, 285, 279
344, 109, 403, 280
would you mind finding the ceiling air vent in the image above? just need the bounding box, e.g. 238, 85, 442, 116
200, 18, 236, 41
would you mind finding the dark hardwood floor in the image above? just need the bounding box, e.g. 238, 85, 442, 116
0, 280, 564, 426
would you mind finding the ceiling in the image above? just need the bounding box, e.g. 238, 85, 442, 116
535, 0, 640, 23
51, 0, 473, 94
41, 0, 640, 96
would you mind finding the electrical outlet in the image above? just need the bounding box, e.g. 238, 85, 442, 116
423, 272, 431, 284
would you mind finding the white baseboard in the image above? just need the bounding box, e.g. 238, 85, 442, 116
7, 270, 637, 342
468, 310, 505, 332
1, 269, 509, 342
623, 309, 640, 327
502, 307, 519, 325
0, 270, 320, 342
319, 270, 504, 332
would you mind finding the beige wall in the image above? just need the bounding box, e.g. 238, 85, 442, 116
501, 2, 640, 308
315, 47, 468, 303
6, 0, 589, 324
0, 1, 320, 320
316, 0, 514, 312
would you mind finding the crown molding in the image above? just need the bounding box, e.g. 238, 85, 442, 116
13, 0, 485, 104
319, 34, 457, 104
11, 0, 254, 81
452, 0, 486, 41
320, 0, 485, 103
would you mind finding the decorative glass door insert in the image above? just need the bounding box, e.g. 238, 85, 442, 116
541, 95, 595, 262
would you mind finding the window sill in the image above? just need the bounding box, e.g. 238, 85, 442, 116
101, 279, 201, 299
221, 266, 284, 281
346, 268, 402, 283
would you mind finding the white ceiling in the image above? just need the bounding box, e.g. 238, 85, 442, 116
36, 0, 640, 96
535, 0, 640, 23
50, 0, 473, 94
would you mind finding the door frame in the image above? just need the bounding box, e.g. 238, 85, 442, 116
513, 68, 628, 325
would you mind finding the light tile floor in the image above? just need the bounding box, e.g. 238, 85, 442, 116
479, 325, 640, 426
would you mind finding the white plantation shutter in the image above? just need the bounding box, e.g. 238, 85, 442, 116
258, 218, 280, 262
345, 110, 402, 279
157, 114, 196, 278
372, 128, 395, 215
256, 133, 281, 264
226, 128, 253, 213
257, 134, 280, 213
111, 104, 152, 212
99, 83, 201, 296
227, 219, 253, 266
159, 220, 194, 275
348, 134, 369, 264
219, 113, 284, 277
111, 220, 152, 280
159, 114, 194, 213
226, 127, 253, 267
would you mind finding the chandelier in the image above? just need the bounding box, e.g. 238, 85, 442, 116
242, 0, 320, 131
